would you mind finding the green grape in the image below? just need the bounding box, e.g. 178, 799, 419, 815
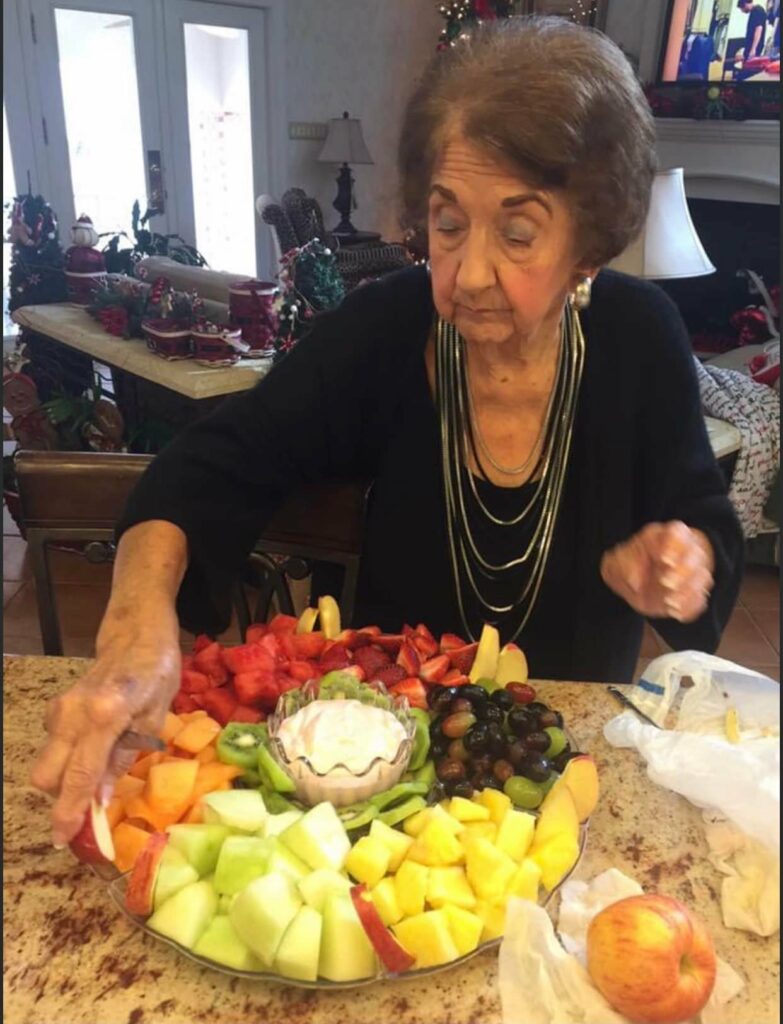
503, 775, 545, 809
544, 726, 568, 758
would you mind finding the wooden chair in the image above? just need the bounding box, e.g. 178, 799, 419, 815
14, 449, 371, 655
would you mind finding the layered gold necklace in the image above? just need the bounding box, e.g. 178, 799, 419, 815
435, 301, 586, 643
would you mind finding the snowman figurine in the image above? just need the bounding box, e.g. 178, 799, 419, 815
64, 214, 107, 305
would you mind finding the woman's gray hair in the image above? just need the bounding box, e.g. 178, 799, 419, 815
398, 16, 657, 266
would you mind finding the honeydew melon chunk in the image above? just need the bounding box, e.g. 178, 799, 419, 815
165, 823, 231, 876
318, 892, 377, 982
212, 835, 272, 895
279, 801, 350, 872
147, 880, 218, 950
262, 809, 304, 838
217, 892, 237, 915
152, 846, 199, 909
202, 789, 267, 832
274, 905, 323, 982
229, 872, 302, 968
267, 838, 311, 882
297, 867, 352, 913
193, 914, 263, 971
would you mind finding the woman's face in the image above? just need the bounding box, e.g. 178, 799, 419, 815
427, 136, 593, 350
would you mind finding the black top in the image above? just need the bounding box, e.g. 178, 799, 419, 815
118, 266, 743, 683
746, 5, 768, 57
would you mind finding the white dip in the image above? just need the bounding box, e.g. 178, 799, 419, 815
278, 699, 407, 775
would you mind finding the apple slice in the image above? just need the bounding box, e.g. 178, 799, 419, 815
350, 884, 415, 974
494, 643, 529, 687
317, 595, 341, 640
125, 832, 169, 916
549, 755, 600, 823
468, 624, 500, 684
69, 799, 115, 866
296, 607, 319, 635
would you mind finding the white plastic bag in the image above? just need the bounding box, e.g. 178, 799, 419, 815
604, 652, 779, 852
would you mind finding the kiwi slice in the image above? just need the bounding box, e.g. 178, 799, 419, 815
216, 723, 269, 771
238, 768, 262, 788
257, 743, 297, 794
378, 796, 427, 828
337, 801, 379, 831
260, 787, 299, 814
408, 709, 431, 771
413, 760, 436, 789
368, 780, 428, 811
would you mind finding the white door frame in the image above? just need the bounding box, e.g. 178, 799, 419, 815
3, 1, 48, 199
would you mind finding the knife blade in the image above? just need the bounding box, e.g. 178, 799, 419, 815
116, 729, 166, 752
606, 686, 662, 729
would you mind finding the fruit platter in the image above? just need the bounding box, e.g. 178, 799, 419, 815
70, 597, 600, 988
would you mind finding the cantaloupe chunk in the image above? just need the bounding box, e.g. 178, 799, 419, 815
124, 794, 185, 833
128, 751, 166, 781
145, 759, 198, 815
173, 716, 222, 755
190, 762, 243, 805
115, 774, 145, 801
195, 745, 218, 764
113, 821, 156, 873
160, 712, 185, 744
182, 802, 205, 824
178, 710, 208, 723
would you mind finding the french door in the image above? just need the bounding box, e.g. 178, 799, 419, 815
5, 0, 285, 278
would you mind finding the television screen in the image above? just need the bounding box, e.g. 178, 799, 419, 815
660, 0, 780, 83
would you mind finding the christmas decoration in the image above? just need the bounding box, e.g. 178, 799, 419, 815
100, 200, 208, 275
190, 323, 248, 367
436, 0, 514, 49
271, 239, 346, 361
86, 278, 149, 339
5, 192, 68, 312
644, 82, 779, 122
64, 214, 107, 305
229, 280, 279, 356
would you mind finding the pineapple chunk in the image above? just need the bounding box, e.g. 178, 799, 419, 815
474, 899, 506, 941
426, 866, 476, 910
441, 903, 484, 956
395, 860, 429, 917
393, 910, 460, 968
462, 821, 498, 844
345, 835, 391, 888
403, 804, 464, 839
407, 818, 464, 867
529, 833, 580, 892
464, 837, 516, 904
474, 788, 512, 825
371, 877, 403, 926
369, 819, 413, 873
507, 858, 542, 902
495, 810, 536, 862
447, 796, 490, 822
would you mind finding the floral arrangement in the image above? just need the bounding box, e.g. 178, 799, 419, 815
271, 238, 346, 361
86, 278, 150, 339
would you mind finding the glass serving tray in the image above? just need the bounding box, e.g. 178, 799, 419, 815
97, 822, 589, 990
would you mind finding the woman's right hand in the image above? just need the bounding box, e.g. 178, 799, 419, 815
30, 607, 182, 848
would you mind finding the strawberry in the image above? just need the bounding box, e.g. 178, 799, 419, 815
221, 643, 277, 676
439, 632, 467, 653
172, 691, 200, 715
448, 643, 479, 676
419, 654, 450, 684
199, 687, 238, 726
233, 670, 279, 709
442, 669, 469, 686
412, 634, 439, 660
375, 664, 407, 689
335, 629, 369, 650
415, 623, 436, 643
375, 634, 404, 655
275, 672, 300, 695
319, 644, 352, 672
192, 634, 214, 655
258, 633, 284, 661
231, 705, 265, 724
245, 623, 268, 644
193, 641, 229, 686
280, 632, 327, 662
181, 654, 195, 671
180, 668, 212, 694
396, 641, 421, 677
341, 664, 366, 682
357, 625, 382, 638
268, 613, 299, 635
402, 624, 416, 638
286, 659, 319, 683
390, 677, 428, 710
352, 645, 391, 680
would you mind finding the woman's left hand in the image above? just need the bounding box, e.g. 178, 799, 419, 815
600, 521, 715, 623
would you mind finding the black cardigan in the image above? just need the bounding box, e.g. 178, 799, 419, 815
118, 266, 743, 683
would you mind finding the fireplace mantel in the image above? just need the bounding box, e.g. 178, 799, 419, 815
655, 118, 780, 205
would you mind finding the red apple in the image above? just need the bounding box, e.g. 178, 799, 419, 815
124, 832, 169, 916
350, 885, 415, 974
586, 894, 717, 1023
69, 799, 116, 866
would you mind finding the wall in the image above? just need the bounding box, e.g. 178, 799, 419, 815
282, 0, 443, 241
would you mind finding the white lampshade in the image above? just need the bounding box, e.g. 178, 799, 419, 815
609, 168, 715, 280
317, 111, 373, 165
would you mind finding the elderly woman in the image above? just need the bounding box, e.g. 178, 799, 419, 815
33, 18, 742, 846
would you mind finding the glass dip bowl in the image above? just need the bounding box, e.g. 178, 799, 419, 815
267, 674, 416, 807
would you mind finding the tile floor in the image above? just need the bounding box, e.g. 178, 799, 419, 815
3, 503, 780, 679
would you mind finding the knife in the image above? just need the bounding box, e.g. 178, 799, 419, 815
606, 686, 662, 729
116, 729, 166, 752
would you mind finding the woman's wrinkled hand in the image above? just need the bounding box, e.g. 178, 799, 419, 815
30, 619, 181, 849
600, 520, 715, 623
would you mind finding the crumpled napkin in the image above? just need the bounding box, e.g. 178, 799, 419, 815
701, 811, 780, 937
498, 868, 745, 1024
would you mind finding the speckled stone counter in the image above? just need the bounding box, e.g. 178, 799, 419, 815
4, 656, 779, 1024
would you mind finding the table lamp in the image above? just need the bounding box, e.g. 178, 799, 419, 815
609, 167, 715, 279
317, 111, 374, 238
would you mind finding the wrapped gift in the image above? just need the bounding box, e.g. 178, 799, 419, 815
228, 279, 278, 355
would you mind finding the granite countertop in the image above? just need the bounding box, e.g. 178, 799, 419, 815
4, 655, 779, 1024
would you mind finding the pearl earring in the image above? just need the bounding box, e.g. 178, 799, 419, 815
571, 276, 592, 311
